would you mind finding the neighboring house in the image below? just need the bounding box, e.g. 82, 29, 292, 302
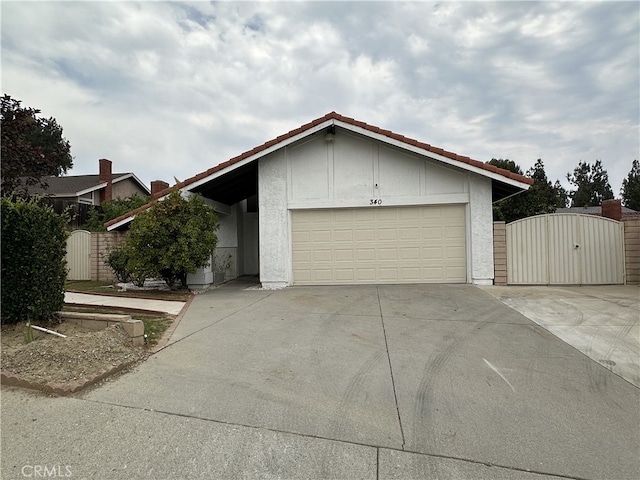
29, 159, 150, 226
107, 112, 532, 289
556, 204, 640, 220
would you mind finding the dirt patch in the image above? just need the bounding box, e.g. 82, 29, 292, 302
1, 320, 147, 388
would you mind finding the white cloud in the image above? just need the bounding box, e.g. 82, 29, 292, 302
1, 1, 638, 196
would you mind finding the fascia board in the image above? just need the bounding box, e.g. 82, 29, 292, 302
76, 183, 107, 196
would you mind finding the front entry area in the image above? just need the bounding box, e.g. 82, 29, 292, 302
291, 204, 466, 285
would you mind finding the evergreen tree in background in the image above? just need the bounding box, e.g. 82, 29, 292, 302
489, 158, 567, 223
1, 94, 73, 195
621, 159, 640, 211
566, 160, 614, 207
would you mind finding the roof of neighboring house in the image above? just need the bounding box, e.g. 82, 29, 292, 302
556, 205, 639, 220
27, 173, 150, 197
106, 111, 534, 230
556, 206, 638, 215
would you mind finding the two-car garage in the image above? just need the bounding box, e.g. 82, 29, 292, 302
291, 204, 467, 285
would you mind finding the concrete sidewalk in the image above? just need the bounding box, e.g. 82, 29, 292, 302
64, 292, 186, 315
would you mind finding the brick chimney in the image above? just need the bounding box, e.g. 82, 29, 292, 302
151, 180, 169, 199
98, 158, 113, 203
602, 199, 622, 221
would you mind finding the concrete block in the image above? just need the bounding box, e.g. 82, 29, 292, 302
57, 312, 143, 343
120, 320, 144, 338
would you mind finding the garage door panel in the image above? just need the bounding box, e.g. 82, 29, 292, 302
377, 228, 397, 241
378, 248, 398, 261
423, 246, 444, 259
357, 268, 376, 281
399, 227, 420, 240
400, 247, 420, 260
293, 250, 311, 262
334, 229, 353, 241
313, 250, 332, 262
292, 205, 466, 285
401, 267, 421, 281
421, 226, 444, 239
334, 249, 354, 262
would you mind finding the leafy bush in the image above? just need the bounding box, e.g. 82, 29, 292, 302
105, 246, 132, 283
126, 191, 218, 288
1, 196, 68, 325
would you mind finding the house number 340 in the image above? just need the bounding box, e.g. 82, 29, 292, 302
370, 199, 383, 205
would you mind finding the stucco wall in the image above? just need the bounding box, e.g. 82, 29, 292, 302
112, 178, 148, 200
258, 129, 496, 287
287, 131, 469, 209
468, 175, 495, 284
259, 150, 290, 288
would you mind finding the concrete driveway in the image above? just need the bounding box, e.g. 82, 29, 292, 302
480, 285, 640, 388
2, 281, 639, 479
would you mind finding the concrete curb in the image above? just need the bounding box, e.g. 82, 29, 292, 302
66, 289, 192, 303
150, 294, 195, 353
0, 357, 143, 396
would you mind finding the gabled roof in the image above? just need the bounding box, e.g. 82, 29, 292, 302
107, 112, 533, 230
27, 172, 150, 197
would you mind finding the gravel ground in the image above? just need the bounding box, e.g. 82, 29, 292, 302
1, 321, 147, 386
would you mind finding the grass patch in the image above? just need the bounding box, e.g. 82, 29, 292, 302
65, 280, 192, 302
61, 305, 175, 347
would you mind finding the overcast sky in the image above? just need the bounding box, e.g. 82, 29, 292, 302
2, 1, 638, 197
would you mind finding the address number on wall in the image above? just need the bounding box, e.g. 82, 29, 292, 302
369, 199, 383, 205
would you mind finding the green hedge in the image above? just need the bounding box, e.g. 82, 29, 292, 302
1, 197, 68, 324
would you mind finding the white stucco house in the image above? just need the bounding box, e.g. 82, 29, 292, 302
106, 112, 532, 288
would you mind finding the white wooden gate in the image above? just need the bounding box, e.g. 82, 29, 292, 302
66, 230, 91, 280
506, 214, 624, 285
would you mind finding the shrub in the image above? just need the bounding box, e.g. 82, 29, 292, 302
105, 246, 132, 283
126, 191, 218, 288
1, 196, 68, 325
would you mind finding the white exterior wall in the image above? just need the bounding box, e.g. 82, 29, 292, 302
214, 206, 238, 278
258, 150, 290, 289
186, 194, 239, 288
257, 129, 496, 287
468, 176, 494, 284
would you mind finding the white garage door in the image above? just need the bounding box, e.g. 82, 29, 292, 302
291, 205, 466, 285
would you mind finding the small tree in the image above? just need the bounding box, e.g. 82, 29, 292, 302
1, 94, 73, 195
621, 159, 640, 211
1, 196, 68, 325
126, 191, 218, 288
566, 160, 614, 207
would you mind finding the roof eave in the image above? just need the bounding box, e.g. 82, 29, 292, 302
182, 119, 335, 193
75, 182, 107, 196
